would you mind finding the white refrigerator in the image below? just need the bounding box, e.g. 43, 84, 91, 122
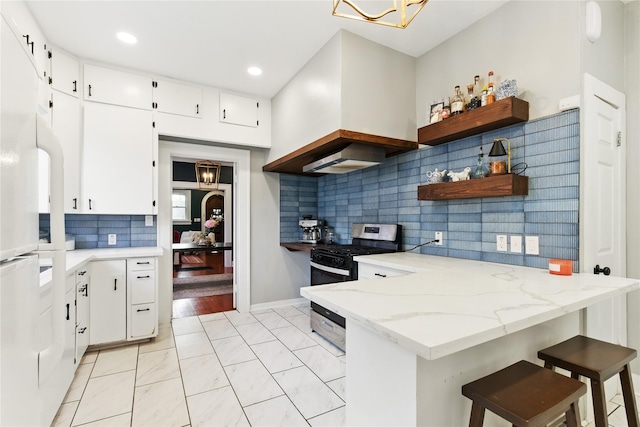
1, 12, 68, 426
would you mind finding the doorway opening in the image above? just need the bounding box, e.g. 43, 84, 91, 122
171, 159, 234, 318
157, 139, 250, 326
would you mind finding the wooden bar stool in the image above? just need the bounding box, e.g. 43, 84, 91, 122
462, 360, 586, 427
538, 335, 639, 427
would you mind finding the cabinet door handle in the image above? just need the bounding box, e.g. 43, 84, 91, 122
114, 278, 117, 291
137, 261, 150, 265
73, 198, 77, 209
137, 275, 151, 279
137, 308, 150, 312
374, 273, 387, 278
196, 104, 199, 115
73, 80, 77, 92
223, 108, 226, 120
88, 84, 92, 97
65, 303, 70, 320
78, 327, 87, 334
78, 270, 86, 276
88, 199, 92, 210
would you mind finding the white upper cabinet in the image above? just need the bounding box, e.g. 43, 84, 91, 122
51, 91, 82, 212
84, 64, 152, 110
153, 79, 202, 118
83, 103, 154, 214
50, 48, 79, 98
219, 92, 259, 127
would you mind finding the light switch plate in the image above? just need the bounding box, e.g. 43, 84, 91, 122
525, 236, 539, 255
497, 235, 508, 252
145, 215, 154, 226
510, 235, 522, 253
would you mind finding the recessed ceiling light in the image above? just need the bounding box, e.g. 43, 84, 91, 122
247, 66, 262, 76
116, 32, 137, 44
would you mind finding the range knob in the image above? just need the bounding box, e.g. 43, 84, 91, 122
332, 257, 345, 267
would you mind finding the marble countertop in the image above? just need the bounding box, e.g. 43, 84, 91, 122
40, 247, 162, 287
300, 253, 639, 360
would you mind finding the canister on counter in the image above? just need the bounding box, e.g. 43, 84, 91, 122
549, 259, 572, 275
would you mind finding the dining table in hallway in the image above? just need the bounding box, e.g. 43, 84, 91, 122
172, 242, 233, 255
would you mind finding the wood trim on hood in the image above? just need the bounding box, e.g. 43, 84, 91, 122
263, 129, 418, 175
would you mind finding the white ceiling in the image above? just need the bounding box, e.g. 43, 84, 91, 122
26, 0, 508, 99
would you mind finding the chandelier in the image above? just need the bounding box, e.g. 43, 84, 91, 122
195, 161, 221, 190
332, 0, 429, 29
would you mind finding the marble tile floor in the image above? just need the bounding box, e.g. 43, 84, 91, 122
51, 302, 347, 427
51, 299, 640, 426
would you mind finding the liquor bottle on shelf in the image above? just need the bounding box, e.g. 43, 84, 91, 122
473, 75, 481, 98
471, 146, 489, 179
441, 97, 451, 119
487, 71, 494, 89
450, 86, 465, 115
480, 86, 488, 106
466, 83, 479, 110
487, 82, 495, 104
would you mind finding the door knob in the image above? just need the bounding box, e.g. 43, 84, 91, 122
594, 264, 611, 275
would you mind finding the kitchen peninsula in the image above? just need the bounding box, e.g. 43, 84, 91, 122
300, 254, 639, 426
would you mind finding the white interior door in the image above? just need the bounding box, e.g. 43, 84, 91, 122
582, 73, 627, 405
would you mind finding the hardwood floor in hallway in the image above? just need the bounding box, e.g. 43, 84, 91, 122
173, 251, 234, 318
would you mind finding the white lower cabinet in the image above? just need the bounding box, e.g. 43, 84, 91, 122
89, 257, 158, 345
127, 257, 157, 340
62, 274, 76, 377
76, 268, 90, 360
89, 260, 126, 345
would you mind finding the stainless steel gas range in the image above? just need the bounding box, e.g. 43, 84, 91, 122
309, 223, 402, 351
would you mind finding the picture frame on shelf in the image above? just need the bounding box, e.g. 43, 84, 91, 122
428, 99, 445, 124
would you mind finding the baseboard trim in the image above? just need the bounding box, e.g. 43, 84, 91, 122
250, 297, 308, 312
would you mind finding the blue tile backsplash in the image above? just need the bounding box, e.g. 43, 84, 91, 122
280, 109, 580, 271
39, 214, 157, 249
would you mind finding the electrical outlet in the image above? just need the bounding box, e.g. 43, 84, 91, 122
525, 236, 539, 255
510, 235, 522, 253
145, 215, 154, 226
497, 235, 508, 252
435, 231, 443, 246
108, 234, 117, 245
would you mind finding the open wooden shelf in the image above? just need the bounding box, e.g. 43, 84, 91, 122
263, 129, 418, 176
418, 174, 529, 200
418, 97, 529, 146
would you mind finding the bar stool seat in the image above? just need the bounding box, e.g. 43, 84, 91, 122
538, 335, 639, 427
462, 360, 586, 427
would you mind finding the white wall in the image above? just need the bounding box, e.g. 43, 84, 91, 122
250, 151, 311, 305
625, 0, 640, 372
416, 1, 580, 124
579, 0, 625, 92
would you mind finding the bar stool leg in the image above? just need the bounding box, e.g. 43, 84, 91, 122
591, 379, 608, 427
620, 364, 639, 427
565, 401, 581, 427
468, 401, 485, 427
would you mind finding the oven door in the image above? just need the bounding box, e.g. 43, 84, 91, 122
310, 261, 352, 285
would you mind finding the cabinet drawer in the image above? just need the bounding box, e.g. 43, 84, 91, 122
129, 271, 155, 304
129, 303, 156, 339
128, 258, 155, 271
357, 263, 412, 280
